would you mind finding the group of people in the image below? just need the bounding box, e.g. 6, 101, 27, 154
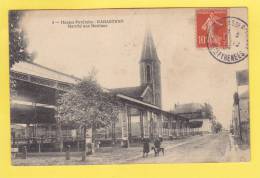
142, 136, 163, 157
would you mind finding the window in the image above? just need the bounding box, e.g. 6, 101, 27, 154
146, 65, 151, 82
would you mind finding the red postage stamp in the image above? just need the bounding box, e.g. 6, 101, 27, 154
196, 9, 228, 48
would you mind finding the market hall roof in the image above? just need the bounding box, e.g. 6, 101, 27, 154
11, 61, 80, 84
11, 62, 172, 115
11, 62, 162, 111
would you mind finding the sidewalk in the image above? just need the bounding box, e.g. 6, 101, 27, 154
12, 134, 205, 166
224, 134, 250, 162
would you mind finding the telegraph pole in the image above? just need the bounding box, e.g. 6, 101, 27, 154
235, 91, 243, 142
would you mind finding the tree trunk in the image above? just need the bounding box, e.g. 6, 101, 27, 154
92, 125, 96, 153
82, 125, 87, 161
57, 123, 63, 152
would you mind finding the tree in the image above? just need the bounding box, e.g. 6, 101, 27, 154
215, 122, 223, 133
9, 11, 35, 98
9, 11, 34, 68
202, 103, 214, 119
211, 119, 223, 133
56, 74, 122, 160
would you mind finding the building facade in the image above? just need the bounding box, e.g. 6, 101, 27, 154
232, 90, 249, 145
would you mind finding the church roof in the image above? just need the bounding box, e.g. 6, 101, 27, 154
110, 85, 148, 100
140, 30, 160, 62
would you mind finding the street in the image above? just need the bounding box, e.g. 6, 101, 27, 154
132, 132, 230, 163
12, 132, 249, 166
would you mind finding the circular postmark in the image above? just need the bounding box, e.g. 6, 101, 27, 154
207, 16, 248, 64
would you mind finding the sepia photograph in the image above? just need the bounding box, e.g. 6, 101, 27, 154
9, 8, 249, 166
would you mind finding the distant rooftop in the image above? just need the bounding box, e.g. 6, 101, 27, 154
174, 103, 203, 114
11, 62, 80, 84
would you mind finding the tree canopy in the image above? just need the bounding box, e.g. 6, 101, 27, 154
9, 11, 34, 68
211, 120, 223, 133
56, 75, 123, 130
202, 103, 214, 119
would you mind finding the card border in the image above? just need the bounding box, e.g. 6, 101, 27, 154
0, 1, 259, 178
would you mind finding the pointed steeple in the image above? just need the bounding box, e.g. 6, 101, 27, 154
140, 29, 160, 62
139, 29, 162, 107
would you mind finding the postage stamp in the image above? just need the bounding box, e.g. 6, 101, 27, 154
196, 9, 228, 48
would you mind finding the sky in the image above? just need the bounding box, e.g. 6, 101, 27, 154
20, 8, 248, 129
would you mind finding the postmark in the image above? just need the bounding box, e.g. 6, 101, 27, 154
207, 16, 248, 64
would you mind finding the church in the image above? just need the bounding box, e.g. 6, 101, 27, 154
10, 30, 210, 152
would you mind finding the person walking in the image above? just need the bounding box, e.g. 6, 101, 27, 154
154, 137, 161, 156
142, 137, 150, 158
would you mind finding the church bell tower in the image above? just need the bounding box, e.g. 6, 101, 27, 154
140, 30, 162, 108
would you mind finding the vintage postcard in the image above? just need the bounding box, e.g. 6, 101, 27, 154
9, 8, 249, 166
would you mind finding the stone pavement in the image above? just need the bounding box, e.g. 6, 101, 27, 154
12, 135, 204, 166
